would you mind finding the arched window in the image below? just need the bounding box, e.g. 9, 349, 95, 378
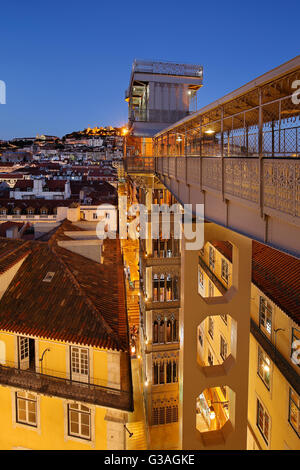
153, 321, 158, 344
159, 320, 165, 343
153, 363, 159, 385
166, 320, 172, 343
159, 362, 165, 384
166, 361, 172, 383
173, 361, 177, 383
160, 274, 165, 302
153, 274, 159, 302
173, 320, 177, 342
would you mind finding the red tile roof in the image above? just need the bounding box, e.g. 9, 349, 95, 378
0, 221, 129, 351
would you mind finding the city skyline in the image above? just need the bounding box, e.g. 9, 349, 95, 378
1, 0, 300, 140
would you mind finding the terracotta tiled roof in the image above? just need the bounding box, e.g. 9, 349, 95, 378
252, 242, 300, 326
0, 238, 31, 274
0, 221, 129, 351
212, 240, 300, 325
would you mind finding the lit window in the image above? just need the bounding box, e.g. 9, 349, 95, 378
220, 336, 228, 361
256, 398, 270, 444
208, 281, 214, 297
16, 391, 37, 427
221, 259, 229, 283
259, 297, 272, 336
68, 403, 91, 440
257, 347, 271, 389
209, 246, 215, 270
289, 389, 300, 437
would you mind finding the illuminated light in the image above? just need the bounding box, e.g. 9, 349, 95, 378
205, 129, 215, 134
145, 379, 149, 387
137, 355, 141, 359
188, 90, 192, 95
122, 127, 129, 136
176, 136, 182, 142
210, 410, 216, 420
131, 345, 136, 354
264, 364, 270, 372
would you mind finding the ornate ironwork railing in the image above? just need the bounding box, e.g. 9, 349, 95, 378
0, 363, 133, 412
154, 156, 300, 219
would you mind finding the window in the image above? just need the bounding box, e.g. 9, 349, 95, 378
291, 328, 300, 367
256, 398, 270, 444
93, 213, 98, 220
221, 259, 229, 283
208, 280, 214, 297
153, 321, 158, 344
68, 403, 91, 440
257, 347, 271, 389
152, 274, 179, 302
289, 389, 300, 437
208, 317, 214, 339
209, 246, 215, 270
198, 267, 204, 292
153, 359, 178, 385
220, 336, 228, 361
259, 297, 272, 337
16, 391, 37, 427
70, 347, 89, 383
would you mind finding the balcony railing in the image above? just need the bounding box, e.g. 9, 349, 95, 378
0, 362, 133, 412
124, 156, 155, 174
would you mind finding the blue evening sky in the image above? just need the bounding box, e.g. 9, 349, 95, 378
0, 0, 299, 140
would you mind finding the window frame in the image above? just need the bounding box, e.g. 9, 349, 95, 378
257, 346, 271, 390
67, 402, 92, 441
15, 391, 37, 428
256, 398, 270, 445
259, 296, 272, 338
288, 388, 300, 438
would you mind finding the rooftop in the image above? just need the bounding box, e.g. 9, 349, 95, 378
0, 220, 129, 351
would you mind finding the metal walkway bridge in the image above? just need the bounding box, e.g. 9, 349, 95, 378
124, 56, 300, 258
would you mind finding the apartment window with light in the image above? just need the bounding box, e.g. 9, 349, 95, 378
256, 398, 270, 444
257, 347, 271, 389
68, 403, 91, 440
259, 297, 272, 337
15, 391, 37, 427
221, 259, 229, 284
209, 246, 215, 270
220, 336, 228, 361
288, 388, 300, 437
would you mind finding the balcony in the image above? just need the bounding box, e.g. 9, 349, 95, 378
0, 362, 133, 412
